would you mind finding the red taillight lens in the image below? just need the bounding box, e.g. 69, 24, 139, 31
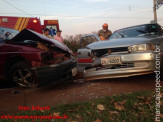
78, 58, 93, 63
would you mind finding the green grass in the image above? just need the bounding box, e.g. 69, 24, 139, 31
1, 90, 163, 122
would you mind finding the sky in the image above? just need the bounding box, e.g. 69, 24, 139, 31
0, 0, 163, 37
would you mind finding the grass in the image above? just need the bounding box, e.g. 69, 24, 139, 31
1, 90, 163, 122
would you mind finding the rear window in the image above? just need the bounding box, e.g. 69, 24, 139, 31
0, 27, 19, 43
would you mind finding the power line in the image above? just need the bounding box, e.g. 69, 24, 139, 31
0, 0, 158, 20
8, 0, 152, 10
0, 12, 152, 19
1, 0, 153, 17
1, 0, 152, 13
11, 0, 151, 8
2, 0, 33, 17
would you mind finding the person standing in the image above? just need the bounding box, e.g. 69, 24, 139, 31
43, 28, 51, 38
54, 30, 64, 43
98, 23, 112, 40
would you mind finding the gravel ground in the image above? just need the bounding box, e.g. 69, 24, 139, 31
0, 74, 162, 115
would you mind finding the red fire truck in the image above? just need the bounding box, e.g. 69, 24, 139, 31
0, 16, 59, 37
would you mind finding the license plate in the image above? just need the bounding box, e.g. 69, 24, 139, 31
72, 67, 77, 77
101, 56, 121, 65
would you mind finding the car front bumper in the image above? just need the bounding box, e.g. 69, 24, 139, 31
32, 59, 77, 83
84, 52, 155, 80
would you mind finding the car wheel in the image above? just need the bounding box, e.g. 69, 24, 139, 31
9, 62, 39, 88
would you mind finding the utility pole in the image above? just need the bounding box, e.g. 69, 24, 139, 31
153, 0, 157, 22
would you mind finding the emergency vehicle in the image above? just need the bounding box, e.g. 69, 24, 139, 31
0, 16, 59, 37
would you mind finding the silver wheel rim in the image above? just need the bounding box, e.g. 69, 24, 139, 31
13, 69, 36, 87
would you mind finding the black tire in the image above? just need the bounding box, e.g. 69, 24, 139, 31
9, 61, 39, 88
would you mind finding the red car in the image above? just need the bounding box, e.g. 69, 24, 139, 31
0, 27, 77, 87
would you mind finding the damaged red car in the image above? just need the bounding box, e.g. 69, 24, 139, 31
0, 27, 77, 87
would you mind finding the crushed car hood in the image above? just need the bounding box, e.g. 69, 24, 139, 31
8, 29, 72, 54
87, 36, 160, 50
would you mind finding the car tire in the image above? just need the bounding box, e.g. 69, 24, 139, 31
9, 61, 39, 88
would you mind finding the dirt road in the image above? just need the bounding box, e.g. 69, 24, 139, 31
0, 74, 162, 115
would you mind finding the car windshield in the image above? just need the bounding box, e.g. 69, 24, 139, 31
109, 24, 160, 39
0, 27, 19, 43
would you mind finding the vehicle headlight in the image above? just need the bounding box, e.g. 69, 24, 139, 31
128, 43, 155, 52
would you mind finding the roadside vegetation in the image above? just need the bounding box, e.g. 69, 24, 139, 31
64, 32, 98, 53
1, 90, 163, 122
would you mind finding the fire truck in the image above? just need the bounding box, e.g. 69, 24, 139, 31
0, 16, 59, 37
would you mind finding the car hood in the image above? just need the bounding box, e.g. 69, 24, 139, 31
8, 29, 72, 54
87, 36, 160, 50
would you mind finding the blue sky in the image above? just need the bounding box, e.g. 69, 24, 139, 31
0, 0, 163, 37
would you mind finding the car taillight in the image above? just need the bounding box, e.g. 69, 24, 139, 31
78, 58, 93, 63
